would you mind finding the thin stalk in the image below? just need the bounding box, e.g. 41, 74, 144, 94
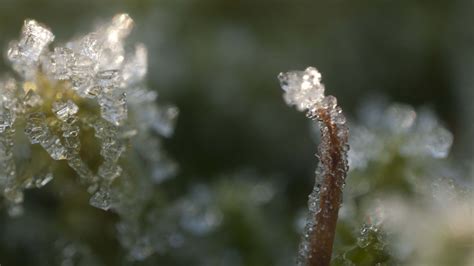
278, 67, 349, 266
306, 104, 348, 266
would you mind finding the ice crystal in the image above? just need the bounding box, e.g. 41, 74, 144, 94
278, 67, 325, 111
29, 172, 54, 188
0, 14, 178, 217
7, 20, 55, 79
25, 112, 67, 160
52, 100, 79, 122
279, 67, 349, 265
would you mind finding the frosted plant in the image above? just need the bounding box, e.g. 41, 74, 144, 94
341, 102, 455, 221
348, 102, 453, 171
278, 67, 349, 266
0, 14, 178, 217
329, 101, 465, 265
371, 181, 473, 266
336, 102, 455, 220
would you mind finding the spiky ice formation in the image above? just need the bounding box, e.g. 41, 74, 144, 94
278, 67, 349, 266
0, 14, 178, 214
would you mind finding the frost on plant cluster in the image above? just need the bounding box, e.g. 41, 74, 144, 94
348, 102, 453, 170
278, 67, 325, 112
0, 14, 177, 216
279, 67, 349, 265
328, 100, 471, 265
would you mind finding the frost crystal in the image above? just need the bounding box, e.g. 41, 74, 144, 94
25, 112, 67, 160
278, 67, 325, 111
52, 100, 79, 122
0, 79, 17, 133
0, 14, 178, 218
279, 67, 349, 265
90, 186, 112, 211
8, 20, 54, 79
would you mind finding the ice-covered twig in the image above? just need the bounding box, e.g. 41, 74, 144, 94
279, 67, 349, 266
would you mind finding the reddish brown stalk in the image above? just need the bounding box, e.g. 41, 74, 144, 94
307, 104, 348, 266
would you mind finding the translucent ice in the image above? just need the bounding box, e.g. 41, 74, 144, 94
7, 20, 54, 78
90, 186, 112, 210
106, 13, 134, 45
278, 66, 325, 111
23, 89, 43, 109
52, 100, 79, 122
25, 172, 54, 188
44, 47, 75, 80
1, 18, 179, 263
98, 91, 128, 126
24, 112, 66, 160
0, 107, 15, 133
0, 126, 16, 196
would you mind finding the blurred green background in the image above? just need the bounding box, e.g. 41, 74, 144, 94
0, 0, 472, 265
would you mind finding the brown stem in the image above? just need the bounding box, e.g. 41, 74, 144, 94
306, 104, 348, 266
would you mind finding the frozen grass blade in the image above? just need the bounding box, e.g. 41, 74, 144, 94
279, 67, 349, 266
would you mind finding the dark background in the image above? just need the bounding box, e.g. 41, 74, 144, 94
0, 0, 472, 264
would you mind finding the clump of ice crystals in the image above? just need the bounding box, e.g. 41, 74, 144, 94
278, 67, 325, 111
279, 67, 349, 265
7, 20, 55, 79
0, 14, 178, 214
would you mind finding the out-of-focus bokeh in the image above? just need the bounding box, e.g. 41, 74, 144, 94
0, 0, 472, 265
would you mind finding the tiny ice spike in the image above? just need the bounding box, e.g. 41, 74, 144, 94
279, 67, 349, 266
0, 14, 178, 215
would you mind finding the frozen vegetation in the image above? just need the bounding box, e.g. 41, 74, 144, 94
0, 14, 178, 261
0, 13, 472, 266
279, 67, 349, 266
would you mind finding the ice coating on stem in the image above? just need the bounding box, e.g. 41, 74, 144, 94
279, 67, 349, 266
